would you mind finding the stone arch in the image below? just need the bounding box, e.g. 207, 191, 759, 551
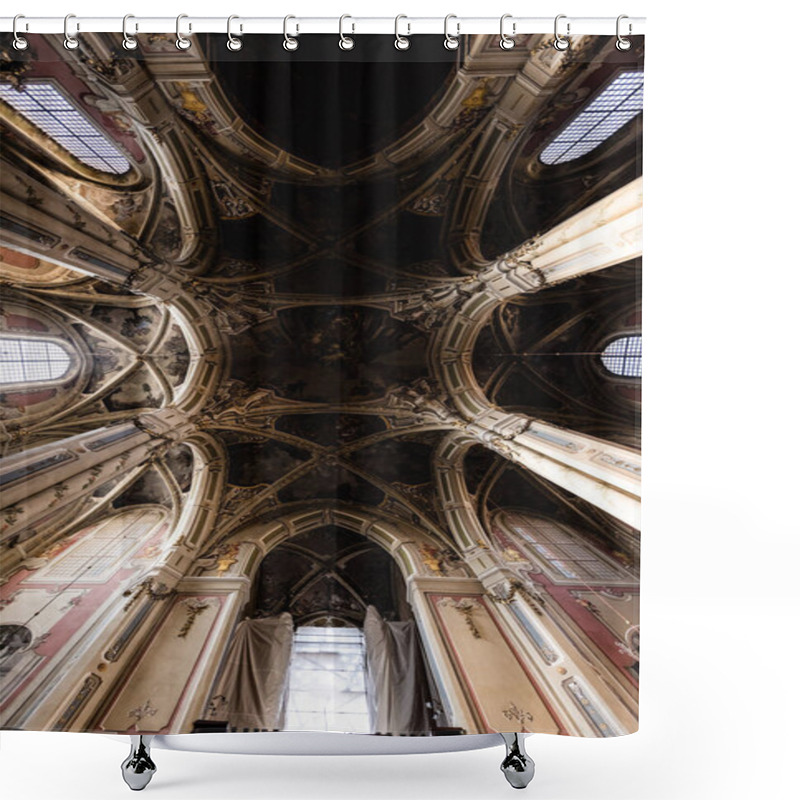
223, 504, 468, 585
429, 180, 643, 527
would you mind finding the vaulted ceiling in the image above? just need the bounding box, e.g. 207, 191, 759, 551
1, 32, 643, 562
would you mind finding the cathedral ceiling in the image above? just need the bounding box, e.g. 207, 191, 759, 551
0, 32, 643, 558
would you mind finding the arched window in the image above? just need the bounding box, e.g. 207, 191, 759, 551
0, 81, 130, 175
27, 509, 166, 584
600, 334, 642, 378
540, 71, 644, 165
284, 625, 371, 733
0, 336, 73, 386
498, 511, 633, 583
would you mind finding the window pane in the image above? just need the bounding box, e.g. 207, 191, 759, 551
285, 626, 371, 733
0, 82, 130, 175
0, 337, 72, 385
541, 71, 644, 165
601, 335, 642, 377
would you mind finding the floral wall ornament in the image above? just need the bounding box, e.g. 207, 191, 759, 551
502, 701, 534, 727
572, 594, 602, 616
122, 578, 175, 612
487, 580, 547, 616
177, 597, 210, 638
46, 482, 69, 508
440, 598, 482, 639
204, 694, 229, 720
3, 505, 24, 530
81, 464, 104, 490
128, 698, 158, 725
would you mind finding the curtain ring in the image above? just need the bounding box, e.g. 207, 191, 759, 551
122, 15, 138, 51
227, 15, 242, 51
394, 15, 411, 51
283, 15, 299, 51
553, 14, 570, 51
176, 14, 191, 50
499, 14, 515, 50
12, 15, 28, 51
443, 14, 459, 50
339, 15, 355, 50
63, 13, 79, 50
616, 14, 632, 51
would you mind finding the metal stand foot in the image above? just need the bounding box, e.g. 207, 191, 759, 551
499, 733, 535, 789
121, 735, 156, 791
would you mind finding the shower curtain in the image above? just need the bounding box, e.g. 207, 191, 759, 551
0, 29, 643, 740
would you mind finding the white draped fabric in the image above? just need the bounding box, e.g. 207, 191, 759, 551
363, 605, 430, 735
214, 613, 294, 731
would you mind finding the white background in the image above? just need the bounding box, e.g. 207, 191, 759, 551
2, 1, 798, 798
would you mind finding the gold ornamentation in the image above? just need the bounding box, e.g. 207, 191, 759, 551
419, 543, 446, 575
462, 79, 489, 110
501, 546, 528, 563
214, 543, 240, 575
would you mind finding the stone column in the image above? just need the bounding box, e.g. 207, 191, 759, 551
0, 408, 194, 544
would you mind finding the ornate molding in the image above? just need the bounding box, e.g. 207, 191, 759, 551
122, 578, 175, 612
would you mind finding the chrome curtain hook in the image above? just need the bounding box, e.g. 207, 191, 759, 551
176, 13, 191, 50
499, 14, 516, 50
283, 15, 299, 51
616, 14, 632, 51
12, 14, 28, 51
122, 15, 138, 51
339, 15, 355, 50
394, 15, 411, 50
444, 14, 459, 50
227, 15, 242, 51
553, 14, 570, 51
63, 13, 79, 50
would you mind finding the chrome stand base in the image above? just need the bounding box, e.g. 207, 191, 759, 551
499, 733, 535, 790
121, 735, 157, 791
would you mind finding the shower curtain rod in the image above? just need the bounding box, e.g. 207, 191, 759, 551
0, 16, 645, 36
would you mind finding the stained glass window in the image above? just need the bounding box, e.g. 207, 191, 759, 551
0, 81, 130, 175
285, 626, 371, 733
0, 337, 72, 385
540, 71, 643, 165
600, 334, 642, 378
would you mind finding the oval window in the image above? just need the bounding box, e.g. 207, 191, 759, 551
540, 71, 644, 165
600, 335, 641, 378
